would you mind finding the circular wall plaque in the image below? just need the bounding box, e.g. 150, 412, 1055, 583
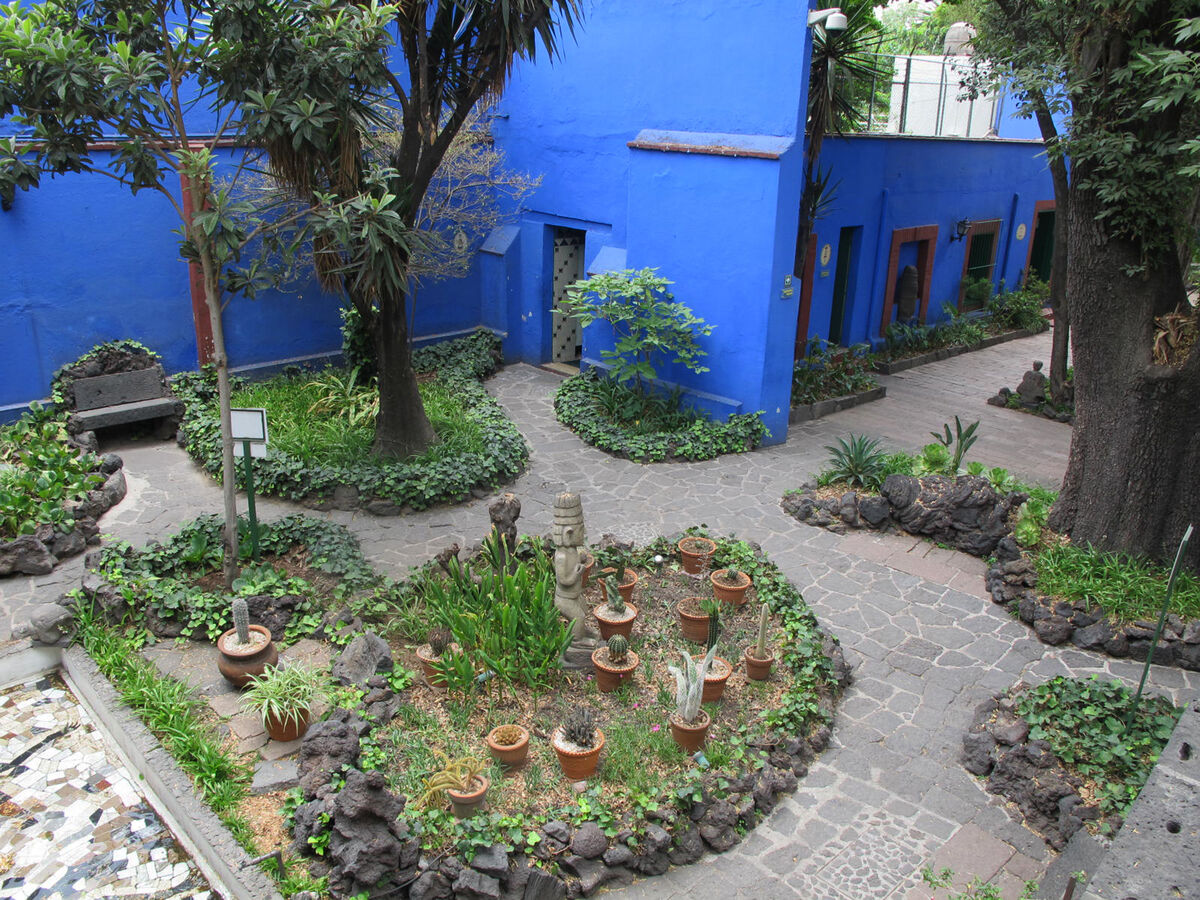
1015, 223, 1027, 240
820, 243, 832, 266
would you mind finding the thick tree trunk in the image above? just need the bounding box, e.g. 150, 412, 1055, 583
1033, 97, 1072, 406
371, 287, 437, 459
1049, 184, 1200, 573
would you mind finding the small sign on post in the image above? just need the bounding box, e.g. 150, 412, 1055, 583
230, 408, 269, 560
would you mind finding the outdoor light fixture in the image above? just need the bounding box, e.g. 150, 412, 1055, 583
807, 7, 848, 32
951, 218, 971, 242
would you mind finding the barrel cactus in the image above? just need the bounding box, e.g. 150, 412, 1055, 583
607, 634, 629, 663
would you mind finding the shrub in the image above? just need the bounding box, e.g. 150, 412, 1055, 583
989, 277, 1050, 333
791, 337, 879, 405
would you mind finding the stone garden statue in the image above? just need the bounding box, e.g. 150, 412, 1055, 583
1016, 360, 1049, 408
552, 492, 596, 645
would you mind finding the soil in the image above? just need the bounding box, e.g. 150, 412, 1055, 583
194, 546, 342, 599
241, 791, 292, 854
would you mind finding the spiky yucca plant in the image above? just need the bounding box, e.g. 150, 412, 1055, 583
668, 645, 719, 724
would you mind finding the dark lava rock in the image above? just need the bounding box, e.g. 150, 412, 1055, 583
961, 731, 997, 776
570, 822, 607, 860
325, 769, 420, 898
471, 844, 509, 879
698, 799, 740, 852
454, 868, 501, 900
1033, 615, 1073, 645
410, 871, 453, 900
524, 868, 566, 900
298, 710, 361, 799
243, 592, 303, 643
332, 631, 394, 688
858, 495, 891, 527
0, 535, 55, 576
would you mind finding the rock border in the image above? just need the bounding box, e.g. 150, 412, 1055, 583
873, 327, 1043, 375
0, 439, 125, 581
788, 386, 886, 424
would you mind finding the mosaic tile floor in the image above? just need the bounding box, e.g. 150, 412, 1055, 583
0, 675, 212, 899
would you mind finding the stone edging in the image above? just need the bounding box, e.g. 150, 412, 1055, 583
0, 640, 280, 900
873, 328, 1042, 375
0, 441, 125, 579
789, 386, 886, 424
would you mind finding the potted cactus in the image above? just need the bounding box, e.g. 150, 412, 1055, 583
418, 752, 490, 819
744, 603, 775, 680
242, 662, 327, 742
593, 577, 638, 639
486, 724, 530, 769
415, 627, 452, 688
591, 635, 639, 692
597, 561, 638, 603
677, 535, 716, 574
710, 567, 751, 606
216, 597, 278, 687
699, 603, 731, 704
551, 707, 605, 780
675, 596, 711, 643
667, 643, 720, 752
580, 549, 596, 589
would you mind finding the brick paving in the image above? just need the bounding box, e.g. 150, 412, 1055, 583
2, 328, 1196, 898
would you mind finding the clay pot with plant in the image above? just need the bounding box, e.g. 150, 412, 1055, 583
580, 549, 596, 589
677, 535, 716, 574
598, 563, 638, 604
744, 602, 776, 681
416, 627, 453, 688
698, 602, 731, 704
552, 707, 605, 780
711, 567, 751, 606
676, 596, 712, 643
486, 724, 530, 769
419, 752, 491, 819
242, 661, 328, 742
593, 577, 638, 639
217, 597, 278, 688
591, 635, 640, 693
667, 643, 720, 753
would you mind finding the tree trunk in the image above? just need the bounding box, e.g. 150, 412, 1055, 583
371, 286, 437, 458
1049, 183, 1200, 573
1033, 97, 1072, 406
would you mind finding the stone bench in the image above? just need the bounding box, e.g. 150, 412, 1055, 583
66, 365, 183, 437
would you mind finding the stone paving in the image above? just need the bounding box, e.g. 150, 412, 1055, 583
1, 328, 1196, 899
0, 675, 211, 899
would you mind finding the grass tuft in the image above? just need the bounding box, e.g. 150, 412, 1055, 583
1035, 544, 1200, 622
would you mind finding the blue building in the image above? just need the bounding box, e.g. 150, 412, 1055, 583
0, 1, 1055, 443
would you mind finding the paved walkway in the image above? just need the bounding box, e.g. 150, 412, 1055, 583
3, 329, 1196, 899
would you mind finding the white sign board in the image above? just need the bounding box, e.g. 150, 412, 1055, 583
233, 441, 268, 458
230, 408, 269, 443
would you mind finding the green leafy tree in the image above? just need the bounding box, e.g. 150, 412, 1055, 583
0, 0, 402, 585
556, 268, 713, 397
972, 1, 1200, 571
229, 0, 582, 459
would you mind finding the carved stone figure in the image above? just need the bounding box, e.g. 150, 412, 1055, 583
552, 492, 594, 642
1016, 360, 1049, 408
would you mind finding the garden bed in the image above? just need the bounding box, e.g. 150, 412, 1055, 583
789, 386, 886, 424
174, 331, 529, 514
874, 326, 1044, 374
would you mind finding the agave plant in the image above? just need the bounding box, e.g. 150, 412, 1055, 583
822, 433, 887, 489
668, 644, 720, 725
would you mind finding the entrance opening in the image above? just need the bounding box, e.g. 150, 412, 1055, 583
1028, 208, 1055, 284
550, 227, 586, 364
959, 219, 1001, 312
829, 227, 860, 344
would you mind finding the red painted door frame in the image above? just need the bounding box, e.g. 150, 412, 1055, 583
958, 218, 1002, 310
180, 174, 215, 366
794, 234, 819, 361
878, 224, 938, 336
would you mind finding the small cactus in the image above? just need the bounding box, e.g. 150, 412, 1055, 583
607, 634, 629, 663
427, 627, 451, 656
603, 577, 626, 615
232, 597, 250, 645
755, 603, 770, 658
700, 597, 721, 653
561, 707, 597, 748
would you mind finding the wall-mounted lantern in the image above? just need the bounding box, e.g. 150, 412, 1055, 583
950, 219, 971, 242
807, 7, 848, 32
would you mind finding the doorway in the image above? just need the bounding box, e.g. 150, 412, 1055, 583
1027, 203, 1055, 284
829, 227, 860, 345
550, 227, 586, 363
958, 219, 1001, 312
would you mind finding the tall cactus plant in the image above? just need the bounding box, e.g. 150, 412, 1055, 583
754, 603, 769, 658
603, 577, 626, 615
232, 596, 251, 646
669, 644, 719, 724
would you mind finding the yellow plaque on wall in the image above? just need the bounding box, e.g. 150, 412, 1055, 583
820, 243, 832, 266
1015, 223, 1027, 240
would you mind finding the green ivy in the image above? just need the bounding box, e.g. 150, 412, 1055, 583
173, 332, 527, 509
554, 371, 767, 463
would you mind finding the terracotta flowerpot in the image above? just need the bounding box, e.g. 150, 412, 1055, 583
744, 648, 775, 681
676, 598, 710, 643
710, 569, 751, 606
599, 567, 638, 603
216, 625, 278, 688
677, 536, 716, 574
669, 710, 711, 753
553, 727, 606, 781
486, 725, 530, 769
264, 708, 310, 743
580, 551, 596, 589
593, 602, 638, 640
447, 775, 489, 819
702, 657, 732, 704
415, 645, 446, 688
591, 647, 639, 693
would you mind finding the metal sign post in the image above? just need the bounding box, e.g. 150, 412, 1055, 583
230, 408, 269, 562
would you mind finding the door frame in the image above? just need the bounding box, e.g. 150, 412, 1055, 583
879, 224, 938, 336
1025, 199, 1056, 286
957, 218, 1002, 311
793, 234, 819, 362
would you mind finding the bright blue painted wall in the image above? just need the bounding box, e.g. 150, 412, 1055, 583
802, 134, 1054, 349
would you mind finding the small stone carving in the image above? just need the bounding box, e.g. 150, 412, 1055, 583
488, 493, 521, 560
1016, 360, 1049, 408
552, 492, 595, 642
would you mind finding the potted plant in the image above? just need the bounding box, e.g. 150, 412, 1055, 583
598, 561, 638, 603
711, 567, 751, 606
698, 603, 731, 704
242, 661, 327, 742
667, 644, 720, 753
677, 535, 716, 574
580, 549, 596, 589
591, 635, 639, 693
551, 707, 605, 780
486, 724, 530, 769
675, 596, 711, 643
415, 627, 452, 688
744, 603, 775, 681
593, 577, 638, 639
217, 597, 278, 688
418, 752, 490, 818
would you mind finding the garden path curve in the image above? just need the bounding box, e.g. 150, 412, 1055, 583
4, 329, 1198, 898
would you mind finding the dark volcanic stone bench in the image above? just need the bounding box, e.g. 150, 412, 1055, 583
66, 365, 183, 437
